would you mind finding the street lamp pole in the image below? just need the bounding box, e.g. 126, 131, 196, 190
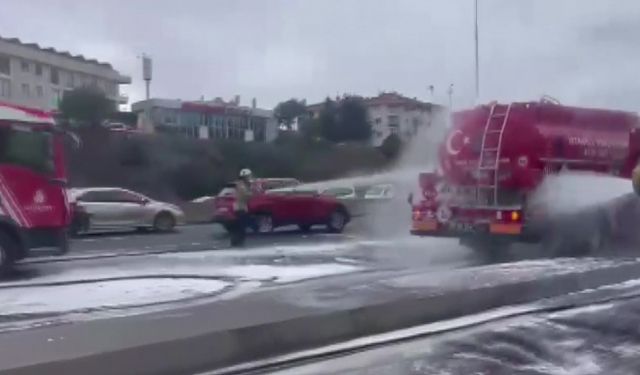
474, 0, 480, 101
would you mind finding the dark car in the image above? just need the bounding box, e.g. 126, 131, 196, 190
212, 178, 350, 233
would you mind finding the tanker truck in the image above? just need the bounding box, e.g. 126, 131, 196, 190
410, 98, 640, 256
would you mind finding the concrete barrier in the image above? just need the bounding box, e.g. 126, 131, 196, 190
9, 260, 640, 375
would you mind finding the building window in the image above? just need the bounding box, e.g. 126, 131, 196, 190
21, 60, 29, 73
50, 68, 60, 85
21, 83, 30, 98
65, 72, 74, 88
35, 85, 43, 98
0, 78, 10, 98
0, 55, 10, 76
35, 63, 43, 77
388, 115, 399, 126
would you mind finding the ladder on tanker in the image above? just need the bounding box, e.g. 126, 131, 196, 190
477, 103, 512, 206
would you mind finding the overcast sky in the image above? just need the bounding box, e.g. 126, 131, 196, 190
1, 0, 638, 111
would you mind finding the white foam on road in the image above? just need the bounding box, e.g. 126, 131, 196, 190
221, 264, 360, 283
0, 278, 228, 316
5, 262, 362, 289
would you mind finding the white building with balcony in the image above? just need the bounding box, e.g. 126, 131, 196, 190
307, 92, 447, 146
0, 36, 131, 111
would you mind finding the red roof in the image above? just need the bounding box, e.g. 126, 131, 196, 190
181, 102, 250, 116
364, 92, 432, 110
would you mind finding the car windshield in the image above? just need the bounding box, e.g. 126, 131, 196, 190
365, 186, 387, 196
322, 187, 353, 197
217, 187, 235, 197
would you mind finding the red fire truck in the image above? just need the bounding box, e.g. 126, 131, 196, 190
410, 98, 640, 253
0, 102, 71, 272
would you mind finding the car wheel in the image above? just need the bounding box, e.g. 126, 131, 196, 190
154, 212, 176, 232
70, 214, 90, 237
255, 214, 274, 233
327, 209, 347, 233
0, 231, 17, 277
299, 224, 312, 232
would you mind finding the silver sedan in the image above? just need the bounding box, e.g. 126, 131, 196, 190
69, 187, 185, 234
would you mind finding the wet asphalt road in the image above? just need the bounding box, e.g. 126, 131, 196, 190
276, 282, 640, 375
23, 219, 479, 275
5, 210, 640, 374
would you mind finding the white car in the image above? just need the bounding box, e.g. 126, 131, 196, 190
364, 184, 395, 200
69, 187, 185, 233
320, 186, 357, 199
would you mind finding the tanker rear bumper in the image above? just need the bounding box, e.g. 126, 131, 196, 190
410, 223, 542, 243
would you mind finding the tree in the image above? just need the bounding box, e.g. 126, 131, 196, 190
319, 96, 371, 143
299, 117, 322, 141
319, 98, 340, 141
337, 96, 371, 142
378, 133, 403, 160
59, 86, 114, 125
274, 99, 307, 130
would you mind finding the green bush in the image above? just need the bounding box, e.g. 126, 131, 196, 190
66, 130, 391, 201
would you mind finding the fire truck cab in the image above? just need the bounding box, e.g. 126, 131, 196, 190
0, 102, 71, 272
411, 99, 640, 253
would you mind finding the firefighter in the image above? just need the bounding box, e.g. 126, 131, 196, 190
633, 163, 640, 196
229, 168, 253, 247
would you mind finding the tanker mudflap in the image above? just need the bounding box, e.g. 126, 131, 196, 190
490, 223, 523, 235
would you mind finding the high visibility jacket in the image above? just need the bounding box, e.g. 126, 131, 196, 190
633, 164, 640, 195
233, 180, 252, 211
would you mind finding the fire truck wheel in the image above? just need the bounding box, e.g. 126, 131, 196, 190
0, 231, 18, 275
299, 224, 312, 232
70, 213, 90, 237
58, 231, 70, 255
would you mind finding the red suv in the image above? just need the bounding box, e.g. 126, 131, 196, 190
213, 178, 350, 233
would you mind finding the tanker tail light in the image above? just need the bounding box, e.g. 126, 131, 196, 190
413, 209, 423, 221
496, 210, 522, 222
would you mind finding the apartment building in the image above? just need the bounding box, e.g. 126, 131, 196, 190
0, 36, 130, 111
